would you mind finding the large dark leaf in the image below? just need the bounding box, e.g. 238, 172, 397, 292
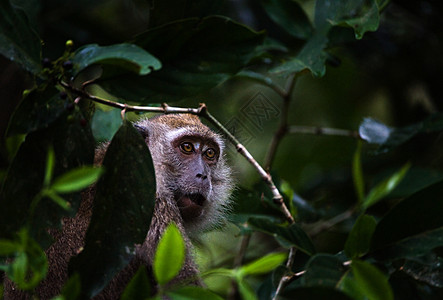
0, 111, 95, 246
98, 16, 265, 103
261, 0, 313, 40
69, 121, 156, 298
6, 85, 65, 136
370, 180, 443, 260
0, 0, 41, 74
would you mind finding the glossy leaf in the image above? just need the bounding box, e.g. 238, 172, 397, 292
362, 163, 410, 211
350, 260, 393, 300
167, 286, 224, 300
344, 214, 376, 258
51, 166, 103, 194
261, 0, 313, 39
302, 254, 346, 287
69, 121, 156, 298
239, 252, 287, 277
153, 223, 186, 285
6, 85, 66, 137
99, 16, 265, 103
72, 43, 161, 76
0, 0, 41, 74
121, 266, 151, 300
247, 217, 316, 255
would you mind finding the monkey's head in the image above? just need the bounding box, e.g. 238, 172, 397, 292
135, 114, 233, 235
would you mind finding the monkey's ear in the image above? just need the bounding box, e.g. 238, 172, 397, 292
134, 123, 149, 141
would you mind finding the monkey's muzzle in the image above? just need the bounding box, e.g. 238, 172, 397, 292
177, 193, 205, 221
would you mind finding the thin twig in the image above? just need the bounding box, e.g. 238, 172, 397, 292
288, 125, 361, 139
60, 80, 293, 223
263, 74, 297, 171
307, 207, 356, 237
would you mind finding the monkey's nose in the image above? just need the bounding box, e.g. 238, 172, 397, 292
196, 173, 208, 180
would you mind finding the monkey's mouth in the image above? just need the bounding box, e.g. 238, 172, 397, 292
176, 193, 205, 221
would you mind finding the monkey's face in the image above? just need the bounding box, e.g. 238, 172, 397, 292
171, 135, 220, 222
136, 114, 233, 235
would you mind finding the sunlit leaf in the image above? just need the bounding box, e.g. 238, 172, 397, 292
239, 252, 287, 277
154, 222, 185, 285
362, 163, 410, 210
350, 260, 393, 300
51, 166, 103, 194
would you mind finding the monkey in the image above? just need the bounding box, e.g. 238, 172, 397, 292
3, 113, 233, 299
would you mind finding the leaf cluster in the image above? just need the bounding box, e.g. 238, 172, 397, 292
1, 0, 443, 299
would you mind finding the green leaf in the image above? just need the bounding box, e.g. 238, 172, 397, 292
91, 108, 122, 142
239, 252, 287, 277
350, 260, 393, 300
5, 229, 48, 290
0, 111, 95, 246
302, 254, 347, 287
69, 121, 156, 298
44, 190, 70, 210
72, 43, 161, 76
362, 163, 411, 210
121, 266, 151, 300
271, 33, 328, 77
6, 85, 66, 137
154, 223, 186, 285
100, 16, 265, 103
370, 180, 443, 260
344, 214, 377, 258
247, 217, 316, 255
51, 166, 103, 194
315, 0, 381, 39
352, 141, 365, 204
0, 0, 41, 74
237, 279, 258, 300
44, 145, 55, 187
261, 0, 313, 39
0, 239, 19, 255
167, 286, 224, 300
58, 273, 81, 300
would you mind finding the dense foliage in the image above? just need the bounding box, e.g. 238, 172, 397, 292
1, 0, 443, 299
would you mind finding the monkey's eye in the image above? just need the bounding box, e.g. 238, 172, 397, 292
204, 148, 216, 159
180, 142, 194, 153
